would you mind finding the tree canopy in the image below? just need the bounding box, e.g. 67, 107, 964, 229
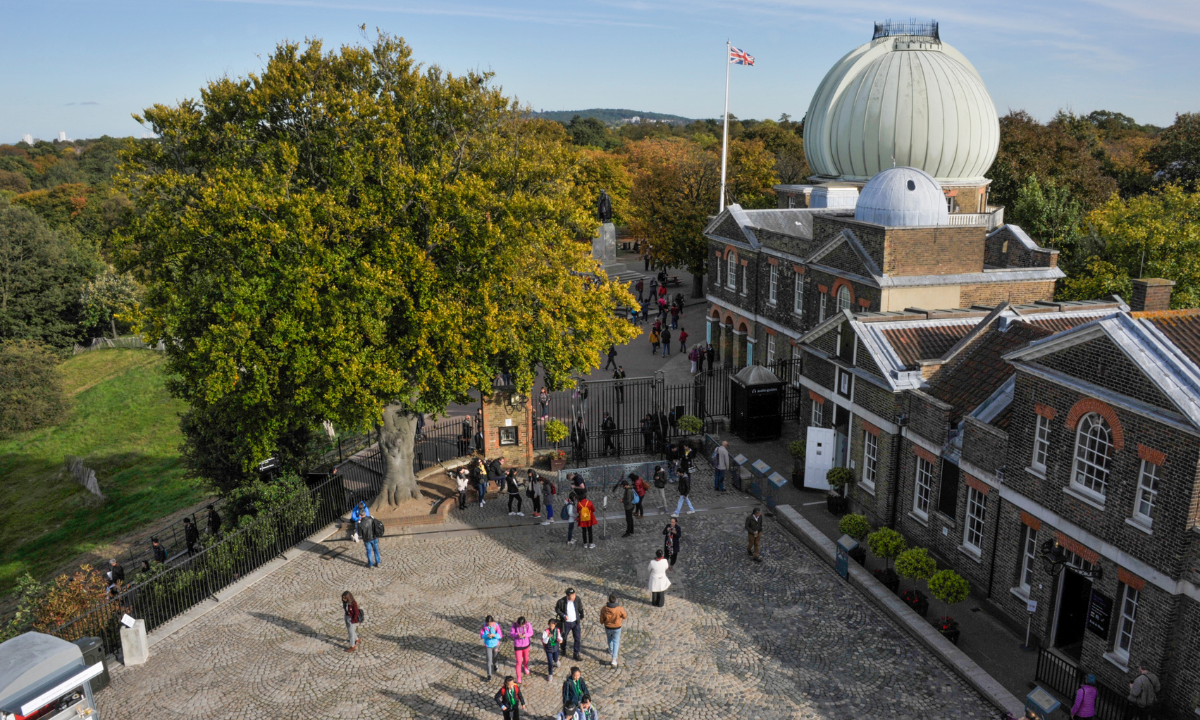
116, 34, 638, 504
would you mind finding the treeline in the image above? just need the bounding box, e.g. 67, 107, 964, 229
555, 109, 1200, 307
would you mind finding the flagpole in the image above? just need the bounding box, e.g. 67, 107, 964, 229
719, 40, 731, 213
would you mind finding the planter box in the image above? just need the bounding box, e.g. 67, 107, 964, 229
902, 591, 929, 617
826, 495, 849, 515
874, 568, 900, 593
550, 456, 567, 471
848, 546, 867, 566
939, 627, 961, 645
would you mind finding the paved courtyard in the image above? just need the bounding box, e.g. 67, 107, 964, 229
101, 491, 996, 720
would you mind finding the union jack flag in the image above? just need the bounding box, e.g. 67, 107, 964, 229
729, 46, 755, 66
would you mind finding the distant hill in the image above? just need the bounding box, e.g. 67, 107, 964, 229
531, 108, 694, 126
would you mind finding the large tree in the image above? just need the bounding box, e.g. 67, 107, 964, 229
1148, 112, 1200, 188
116, 35, 637, 506
988, 111, 1117, 213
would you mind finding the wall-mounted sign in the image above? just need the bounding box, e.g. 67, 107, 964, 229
1086, 589, 1112, 637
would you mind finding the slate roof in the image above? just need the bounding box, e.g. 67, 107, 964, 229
1137, 310, 1200, 367
879, 324, 975, 369
927, 321, 1053, 420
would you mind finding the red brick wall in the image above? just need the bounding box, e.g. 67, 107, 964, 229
959, 280, 1055, 307
883, 226, 985, 276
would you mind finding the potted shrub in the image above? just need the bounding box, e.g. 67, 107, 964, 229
788, 440, 805, 487
895, 548, 937, 617
838, 513, 871, 565
676, 414, 703, 436
825, 467, 854, 515
866, 527, 907, 592
929, 569, 970, 645
545, 419, 569, 470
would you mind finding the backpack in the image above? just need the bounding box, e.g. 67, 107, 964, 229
550, 483, 557, 495
579, 503, 593, 523
373, 517, 385, 536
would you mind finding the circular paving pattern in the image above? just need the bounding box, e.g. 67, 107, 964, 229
101, 496, 996, 720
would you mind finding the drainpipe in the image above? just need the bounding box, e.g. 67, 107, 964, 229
985, 464, 1007, 599
888, 412, 908, 529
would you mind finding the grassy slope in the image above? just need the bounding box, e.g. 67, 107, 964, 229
0, 350, 207, 596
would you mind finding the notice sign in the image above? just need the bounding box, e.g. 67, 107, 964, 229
121, 614, 136, 628
1086, 589, 1113, 637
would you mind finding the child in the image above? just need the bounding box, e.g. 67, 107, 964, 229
542, 618, 564, 680
480, 615, 503, 680
540, 476, 556, 525
494, 676, 526, 720
510, 616, 534, 683
564, 492, 578, 544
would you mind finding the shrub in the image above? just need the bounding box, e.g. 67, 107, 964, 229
866, 527, 907, 567
929, 569, 970, 605
838, 513, 871, 540
826, 467, 855, 489
544, 418, 569, 445
32, 565, 112, 639
895, 547, 938, 582
676, 414, 702, 434
0, 340, 67, 437
788, 440, 805, 459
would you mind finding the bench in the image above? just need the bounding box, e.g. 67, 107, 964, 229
662, 275, 683, 288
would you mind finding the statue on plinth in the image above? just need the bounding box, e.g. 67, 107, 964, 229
597, 189, 613, 223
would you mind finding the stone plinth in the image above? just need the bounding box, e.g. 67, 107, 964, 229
120, 619, 148, 666
480, 389, 534, 467
593, 222, 617, 265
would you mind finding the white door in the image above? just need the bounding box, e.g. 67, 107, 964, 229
805, 427, 836, 491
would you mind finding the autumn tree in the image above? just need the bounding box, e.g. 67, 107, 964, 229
741, 119, 811, 184
988, 111, 1117, 213
116, 34, 637, 506
1148, 112, 1200, 188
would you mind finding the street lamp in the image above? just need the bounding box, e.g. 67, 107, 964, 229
1039, 539, 1103, 580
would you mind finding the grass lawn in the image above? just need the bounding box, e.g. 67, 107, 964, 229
0, 349, 208, 597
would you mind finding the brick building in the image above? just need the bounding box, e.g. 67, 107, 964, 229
793, 281, 1200, 718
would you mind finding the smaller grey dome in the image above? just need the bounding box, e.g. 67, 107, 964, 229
853, 167, 948, 227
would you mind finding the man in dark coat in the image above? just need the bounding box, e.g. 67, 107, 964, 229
357, 511, 381, 568
619, 479, 636, 537
555, 588, 585, 660
571, 421, 588, 463
206, 504, 221, 536
746, 507, 764, 562
601, 412, 618, 456
604, 344, 618, 370
705, 344, 716, 373
597, 190, 612, 222
151, 537, 167, 563
183, 517, 200, 556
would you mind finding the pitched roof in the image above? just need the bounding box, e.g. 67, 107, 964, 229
1137, 309, 1200, 367
879, 324, 976, 369
928, 322, 1053, 419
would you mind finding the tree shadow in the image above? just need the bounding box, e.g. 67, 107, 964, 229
247, 611, 341, 647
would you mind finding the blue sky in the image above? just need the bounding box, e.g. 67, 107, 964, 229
4, 0, 1199, 142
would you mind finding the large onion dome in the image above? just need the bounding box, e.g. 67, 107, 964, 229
803, 26, 999, 183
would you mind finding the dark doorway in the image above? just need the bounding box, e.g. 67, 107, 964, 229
1053, 570, 1092, 659
834, 406, 851, 467
938, 460, 960, 517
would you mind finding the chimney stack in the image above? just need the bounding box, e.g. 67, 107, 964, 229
1130, 278, 1175, 312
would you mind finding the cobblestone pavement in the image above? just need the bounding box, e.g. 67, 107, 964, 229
102, 484, 996, 719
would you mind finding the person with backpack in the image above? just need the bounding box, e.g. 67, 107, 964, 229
342, 591, 362, 652
356, 509, 382, 568
652, 465, 669, 512
541, 618, 564, 680
564, 492, 578, 545
649, 328, 660, 355
509, 616, 534, 683
506, 470, 524, 516
632, 473, 648, 518
527, 470, 542, 518
1129, 665, 1161, 720
574, 696, 598, 720
1070, 674, 1098, 720
663, 516, 681, 567
540, 476, 557, 524
660, 327, 672, 357
494, 676, 526, 720
672, 471, 695, 517
561, 666, 589, 708
480, 615, 503, 680
576, 492, 598, 549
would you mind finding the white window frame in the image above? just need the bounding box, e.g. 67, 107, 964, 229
793, 272, 804, 314
913, 456, 933, 519
837, 285, 852, 313
787, 195, 796, 209
740, 262, 748, 295
766, 334, 776, 364
963, 487, 986, 553
1019, 526, 1038, 594
819, 293, 827, 322
768, 265, 778, 304
1114, 584, 1140, 661
1032, 414, 1051, 472
862, 431, 878, 488
727, 253, 737, 289
1132, 459, 1160, 528
811, 398, 823, 427
1070, 413, 1112, 501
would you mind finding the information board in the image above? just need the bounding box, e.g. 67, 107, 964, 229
1086, 589, 1113, 637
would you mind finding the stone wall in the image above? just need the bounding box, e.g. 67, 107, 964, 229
480, 390, 534, 467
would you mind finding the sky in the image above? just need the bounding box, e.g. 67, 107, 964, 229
3, 0, 1199, 142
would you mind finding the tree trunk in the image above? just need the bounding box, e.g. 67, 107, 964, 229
691, 271, 704, 299
110, 315, 118, 340
374, 403, 421, 509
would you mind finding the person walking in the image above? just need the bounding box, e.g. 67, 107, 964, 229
526, 470, 542, 518
604, 344, 618, 370
672, 471, 695, 517
151, 537, 167, 564
456, 468, 470, 510
494, 676, 527, 720
649, 328, 660, 356
1129, 665, 1161, 720
652, 466, 669, 512
641, 415, 654, 453
601, 412, 618, 456
357, 508, 381, 568
539, 387, 551, 420
619, 479, 636, 537
506, 470, 525, 516
206, 504, 221, 536
696, 345, 706, 374
571, 420, 588, 464
564, 492, 577, 544
661, 327, 672, 357
576, 492, 598, 549
745, 507, 765, 562
509, 616, 534, 683
670, 305, 680, 329
649, 277, 658, 299
536, 476, 555, 524
183, 517, 200, 556
635, 278, 644, 304
663, 517, 681, 567
106, 559, 125, 591
599, 594, 627, 666
555, 703, 576, 720
574, 696, 598, 720
648, 550, 671, 607
555, 588, 585, 661
342, 591, 362, 652
481, 615, 503, 680
688, 345, 698, 373
471, 458, 487, 507
664, 443, 679, 483
1070, 674, 1099, 720
561, 667, 590, 708
713, 440, 731, 492
705, 344, 716, 373
541, 618, 564, 680
632, 474, 648, 518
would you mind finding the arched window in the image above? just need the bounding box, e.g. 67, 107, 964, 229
837, 285, 852, 313
1071, 413, 1112, 499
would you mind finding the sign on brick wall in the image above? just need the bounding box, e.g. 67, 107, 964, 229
1086, 589, 1113, 638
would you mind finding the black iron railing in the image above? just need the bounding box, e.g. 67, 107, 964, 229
1035, 647, 1131, 720
873, 19, 939, 42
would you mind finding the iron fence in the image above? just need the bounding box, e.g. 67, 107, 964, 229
1035, 647, 1131, 720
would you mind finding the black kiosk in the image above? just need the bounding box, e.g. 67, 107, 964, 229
730, 365, 784, 441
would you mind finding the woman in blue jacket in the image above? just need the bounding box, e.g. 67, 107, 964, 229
481, 615, 503, 680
